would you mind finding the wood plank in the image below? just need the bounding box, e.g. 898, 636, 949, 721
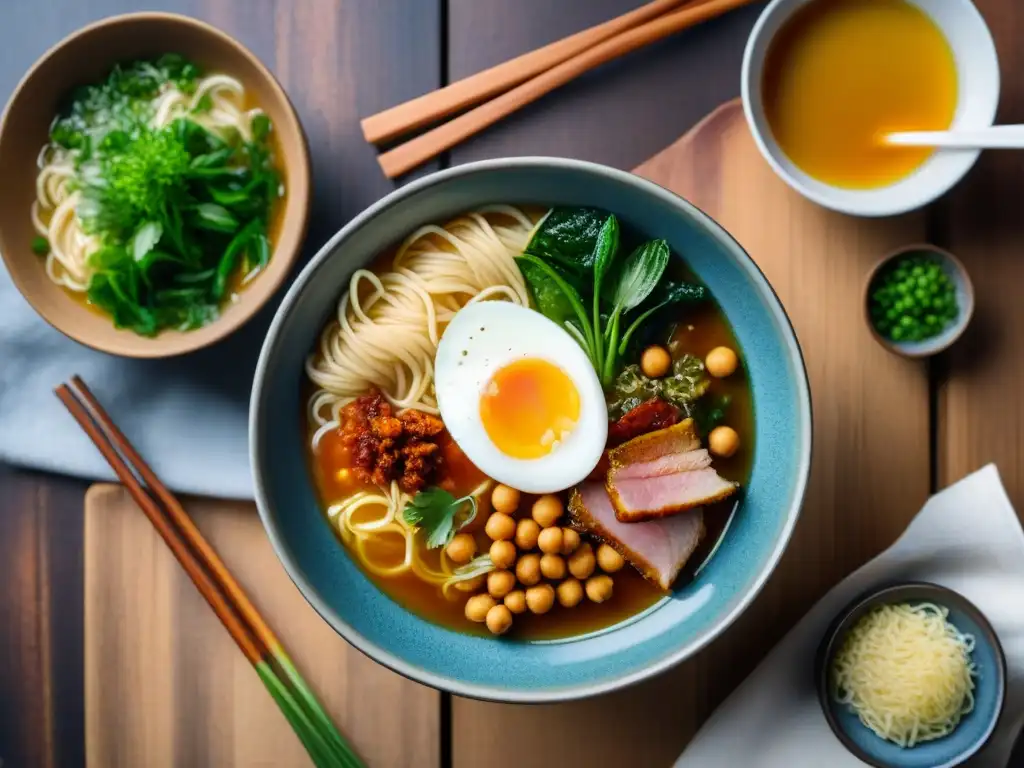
451, 100, 932, 768
938, 0, 1024, 509
445, 0, 768, 171
84, 484, 440, 768
0, 467, 87, 768
0, 0, 442, 764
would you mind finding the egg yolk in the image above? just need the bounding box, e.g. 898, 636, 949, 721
479, 358, 580, 460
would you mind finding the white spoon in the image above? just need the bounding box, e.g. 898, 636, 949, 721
884, 126, 1024, 149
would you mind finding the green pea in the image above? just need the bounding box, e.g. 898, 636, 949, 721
891, 326, 906, 341
900, 315, 914, 328
886, 308, 898, 321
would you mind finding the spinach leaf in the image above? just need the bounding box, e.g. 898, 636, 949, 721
590, 215, 620, 375
610, 240, 670, 314
525, 207, 607, 279
516, 253, 595, 357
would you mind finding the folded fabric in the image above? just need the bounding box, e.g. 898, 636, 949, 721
675, 464, 1024, 768
0, 269, 277, 499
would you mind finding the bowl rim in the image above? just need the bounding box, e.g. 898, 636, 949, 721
249, 156, 814, 702
862, 243, 975, 359
0, 11, 312, 358
739, 0, 1000, 218
815, 581, 1007, 768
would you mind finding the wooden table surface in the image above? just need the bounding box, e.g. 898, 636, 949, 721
2, 1, 1024, 766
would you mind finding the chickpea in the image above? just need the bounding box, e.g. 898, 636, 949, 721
504, 590, 527, 614
540, 553, 566, 580
709, 425, 741, 458
515, 518, 541, 550
596, 543, 625, 573
640, 344, 672, 378
454, 574, 485, 593
446, 533, 476, 565
485, 511, 516, 541
487, 569, 517, 599
532, 495, 563, 528
560, 527, 581, 556
557, 578, 584, 608
491, 484, 521, 515
465, 593, 497, 622
526, 583, 556, 615
489, 539, 517, 570
567, 542, 596, 580
537, 526, 564, 555
585, 574, 614, 604
705, 346, 739, 378
516, 553, 542, 586
486, 604, 514, 636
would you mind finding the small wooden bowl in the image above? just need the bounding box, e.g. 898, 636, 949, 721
863, 244, 974, 359
0, 13, 311, 358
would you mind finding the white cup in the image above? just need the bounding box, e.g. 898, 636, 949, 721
741, 0, 1000, 217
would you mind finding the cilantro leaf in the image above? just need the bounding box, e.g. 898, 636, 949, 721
403, 488, 478, 549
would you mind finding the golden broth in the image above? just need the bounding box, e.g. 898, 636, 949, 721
762, 0, 957, 189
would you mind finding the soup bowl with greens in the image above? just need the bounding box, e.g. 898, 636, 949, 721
251, 158, 812, 701
0, 12, 310, 357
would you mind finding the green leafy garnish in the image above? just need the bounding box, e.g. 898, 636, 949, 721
45, 56, 281, 336
608, 354, 710, 419
518, 208, 706, 387
31, 236, 50, 255
402, 488, 478, 549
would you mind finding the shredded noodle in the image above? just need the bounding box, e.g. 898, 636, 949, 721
831, 602, 976, 748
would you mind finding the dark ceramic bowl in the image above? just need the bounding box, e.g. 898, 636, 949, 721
816, 582, 1006, 768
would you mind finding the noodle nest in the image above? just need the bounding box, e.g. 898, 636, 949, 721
831, 602, 976, 748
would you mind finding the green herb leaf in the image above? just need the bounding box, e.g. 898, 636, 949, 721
618, 280, 708, 356
193, 203, 239, 233
252, 114, 272, 142
402, 488, 478, 549
31, 236, 50, 256
611, 240, 670, 314
131, 220, 163, 262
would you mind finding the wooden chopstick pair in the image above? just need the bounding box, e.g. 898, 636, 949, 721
56, 376, 363, 768
362, 0, 756, 179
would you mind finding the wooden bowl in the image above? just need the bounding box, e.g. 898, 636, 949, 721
863, 244, 975, 359
0, 12, 311, 358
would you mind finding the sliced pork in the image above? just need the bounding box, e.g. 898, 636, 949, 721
568, 483, 704, 590
608, 448, 712, 481
607, 418, 701, 465
607, 468, 738, 523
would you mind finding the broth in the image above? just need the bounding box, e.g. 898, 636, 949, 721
762, 0, 957, 189
306, 298, 755, 641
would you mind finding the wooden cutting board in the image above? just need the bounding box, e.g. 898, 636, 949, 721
84, 99, 933, 767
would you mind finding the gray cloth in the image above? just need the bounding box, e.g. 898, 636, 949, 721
0, 266, 278, 499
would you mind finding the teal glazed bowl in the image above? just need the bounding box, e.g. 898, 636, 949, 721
250, 158, 812, 702
817, 582, 1006, 768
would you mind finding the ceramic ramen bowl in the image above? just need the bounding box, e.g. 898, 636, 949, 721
0, 12, 311, 358
250, 158, 812, 702
741, 0, 999, 217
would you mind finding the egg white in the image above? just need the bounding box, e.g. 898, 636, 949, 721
434, 302, 608, 494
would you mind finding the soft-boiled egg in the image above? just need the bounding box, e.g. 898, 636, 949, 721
434, 302, 607, 494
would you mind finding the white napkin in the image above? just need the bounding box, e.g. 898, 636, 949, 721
676, 464, 1024, 768
0, 268, 271, 499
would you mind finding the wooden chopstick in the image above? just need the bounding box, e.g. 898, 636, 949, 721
56, 377, 363, 768
361, 0, 694, 145
376, 0, 755, 179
